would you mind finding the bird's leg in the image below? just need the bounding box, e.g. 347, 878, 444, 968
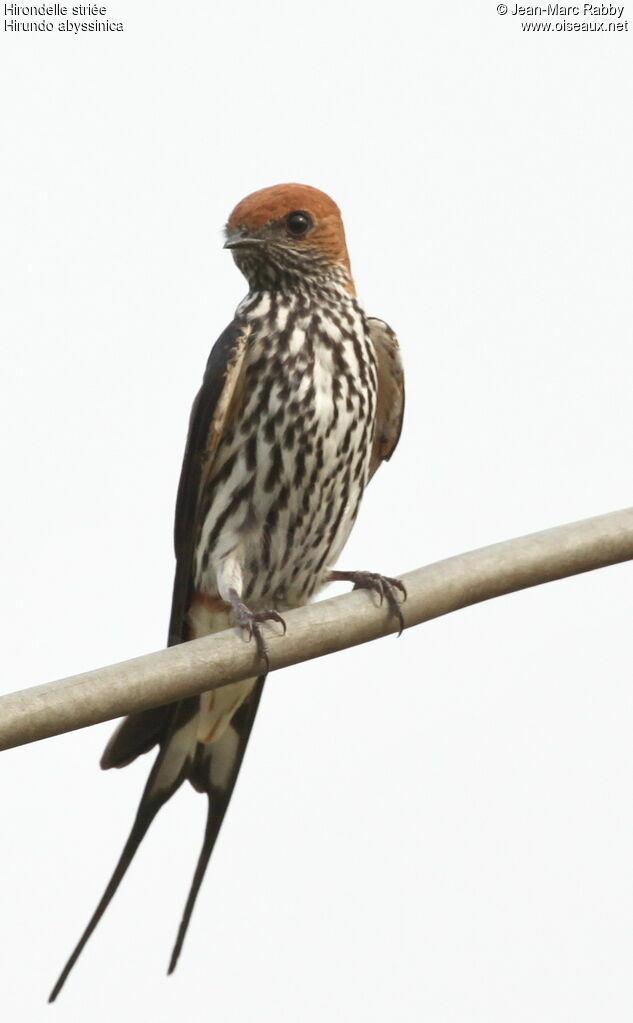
226, 588, 286, 669
327, 569, 407, 635
216, 553, 286, 668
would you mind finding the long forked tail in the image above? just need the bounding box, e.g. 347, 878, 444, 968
49, 677, 266, 1000
48, 698, 200, 1002
167, 675, 266, 973
49, 796, 158, 1002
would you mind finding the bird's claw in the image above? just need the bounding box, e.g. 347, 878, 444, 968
231, 602, 287, 669
330, 570, 407, 636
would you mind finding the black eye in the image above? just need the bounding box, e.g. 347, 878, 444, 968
286, 210, 312, 236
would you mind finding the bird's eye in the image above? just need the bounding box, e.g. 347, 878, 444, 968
286, 211, 313, 236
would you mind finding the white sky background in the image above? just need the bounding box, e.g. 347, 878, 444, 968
1, 1, 632, 1019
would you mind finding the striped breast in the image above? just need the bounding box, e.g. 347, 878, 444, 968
194, 286, 378, 611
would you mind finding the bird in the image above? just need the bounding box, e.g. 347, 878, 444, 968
49, 182, 405, 1000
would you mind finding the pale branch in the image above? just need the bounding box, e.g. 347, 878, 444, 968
1, 507, 632, 753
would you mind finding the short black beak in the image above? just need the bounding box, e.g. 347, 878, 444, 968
223, 231, 265, 250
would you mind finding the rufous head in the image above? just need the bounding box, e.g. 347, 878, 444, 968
224, 183, 354, 294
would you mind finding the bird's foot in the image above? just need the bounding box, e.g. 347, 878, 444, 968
228, 590, 286, 669
328, 570, 407, 635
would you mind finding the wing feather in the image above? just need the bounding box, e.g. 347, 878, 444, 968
367, 317, 405, 480
169, 321, 250, 646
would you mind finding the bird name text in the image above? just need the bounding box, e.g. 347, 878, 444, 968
3, 3, 124, 31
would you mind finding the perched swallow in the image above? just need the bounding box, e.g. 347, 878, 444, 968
50, 183, 405, 1000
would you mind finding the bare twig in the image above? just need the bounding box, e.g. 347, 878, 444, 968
1, 507, 632, 752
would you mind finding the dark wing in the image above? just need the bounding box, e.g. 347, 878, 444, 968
101, 319, 250, 771
50, 320, 253, 1001
366, 317, 405, 480
168, 320, 250, 646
